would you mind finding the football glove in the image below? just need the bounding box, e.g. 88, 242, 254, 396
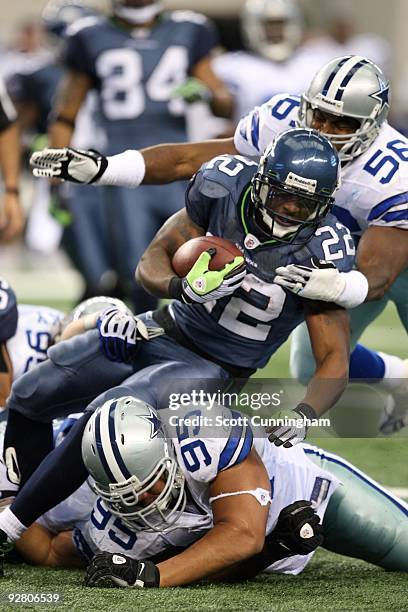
85, 553, 160, 588
30, 147, 108, 184
97, 308, 150, 363
170, 248, 246, 304
267, 500, 324, 556
274, 257, 346, 302
171, 77, 212, 104
267, 403, 317, 448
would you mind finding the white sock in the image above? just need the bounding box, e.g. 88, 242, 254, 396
0, 507, 27, 541
378, 352, 407, 391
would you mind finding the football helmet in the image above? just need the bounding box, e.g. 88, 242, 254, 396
42, 0, 96, 37
241, 0, 303, 62
298, 55, 391, 162
82, 396, 186, 532
111, 0, 162, 25
56, 295, 132, 341
0, 279, 18, 344
250, 128, 340, 244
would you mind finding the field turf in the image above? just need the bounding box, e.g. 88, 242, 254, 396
0, 302, 406, 611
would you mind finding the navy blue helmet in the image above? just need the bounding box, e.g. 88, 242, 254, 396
250, 128, 340, 244
0, 279, 18, 344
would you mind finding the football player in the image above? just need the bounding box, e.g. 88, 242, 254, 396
212, 0, 335, 122
46, 0, 233, 310
32, 55, 408, 431
6, 397, 408, 580
0, 129, 354, 561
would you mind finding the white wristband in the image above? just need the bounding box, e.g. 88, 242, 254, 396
336, 270, 369, 309
97, 149, 146, 188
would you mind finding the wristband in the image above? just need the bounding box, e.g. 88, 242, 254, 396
97, 150, 146, 188
168, 276, 183, 300
5, 187, 19, 196
337, 270, 369, 309
294, 403, 317, 421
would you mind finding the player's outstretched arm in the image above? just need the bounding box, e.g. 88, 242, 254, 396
303, 302, 350, 416
16, 523, 83, 568
30, 138, 237, 186
136, 208, 205, 298
356, 226, 408, 301
156, 449, 270, 587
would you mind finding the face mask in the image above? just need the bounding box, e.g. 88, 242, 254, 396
113, 2, 162, 24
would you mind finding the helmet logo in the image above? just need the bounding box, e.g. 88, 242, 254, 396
315, 93, 343, 113
140, 406, 162, 439
285, 172, 317, 194
369, 76, 390, 110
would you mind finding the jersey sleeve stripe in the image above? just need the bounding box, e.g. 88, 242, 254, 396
375, 209, 408, 223
218, 411, 244, 471
235, 425, 253, 466
367, 192, 408, 221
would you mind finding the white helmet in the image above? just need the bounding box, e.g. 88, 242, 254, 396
82, 396, 186, 532
241, 0, 303, 62
298, 55, 391, 162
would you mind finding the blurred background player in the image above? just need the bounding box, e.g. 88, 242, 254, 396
47, 0, 233, 311
212, 0, 335, 125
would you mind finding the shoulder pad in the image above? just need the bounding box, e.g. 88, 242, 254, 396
198, 155, 257, 199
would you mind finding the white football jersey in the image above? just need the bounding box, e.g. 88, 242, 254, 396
6, 305, 64, 381
76, 405, 340, 575
212, 43, 337, 122
235, 93, 408, 238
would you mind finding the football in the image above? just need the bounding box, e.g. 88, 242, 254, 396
172, 236, 242, 277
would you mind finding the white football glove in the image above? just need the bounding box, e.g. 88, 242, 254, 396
30, 147, 108, 184
274, 257, 346, 302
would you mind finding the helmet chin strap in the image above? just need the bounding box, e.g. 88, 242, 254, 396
114, 2, 162, 24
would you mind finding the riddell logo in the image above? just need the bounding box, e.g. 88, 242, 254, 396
315, 93, 344, 112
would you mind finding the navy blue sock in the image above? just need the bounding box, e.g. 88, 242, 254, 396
349, 344, 385, 382
10, 412, 92, 527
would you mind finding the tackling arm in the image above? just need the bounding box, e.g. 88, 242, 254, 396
136, 208, 205, 298
356, 226, 408, 301
16, 523, 83, 568
303, 301, 350, 416
157, 449, 270, 587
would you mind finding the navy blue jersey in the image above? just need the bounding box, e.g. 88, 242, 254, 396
8, 63, 62, 134
172, 155, 356, 369
0, 279, 18, 343
64, 12, 218, 152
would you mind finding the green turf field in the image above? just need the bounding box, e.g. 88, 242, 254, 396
0, 302, 406, 611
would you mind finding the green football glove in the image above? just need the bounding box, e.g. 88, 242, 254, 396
170, 248, 246, 304
171, 78, 212, 104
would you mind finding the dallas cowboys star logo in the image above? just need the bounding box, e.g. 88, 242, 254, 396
140, 406, 162, 439
369, 76, 390, 109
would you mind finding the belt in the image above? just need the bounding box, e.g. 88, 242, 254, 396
152, 305, 255, 379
